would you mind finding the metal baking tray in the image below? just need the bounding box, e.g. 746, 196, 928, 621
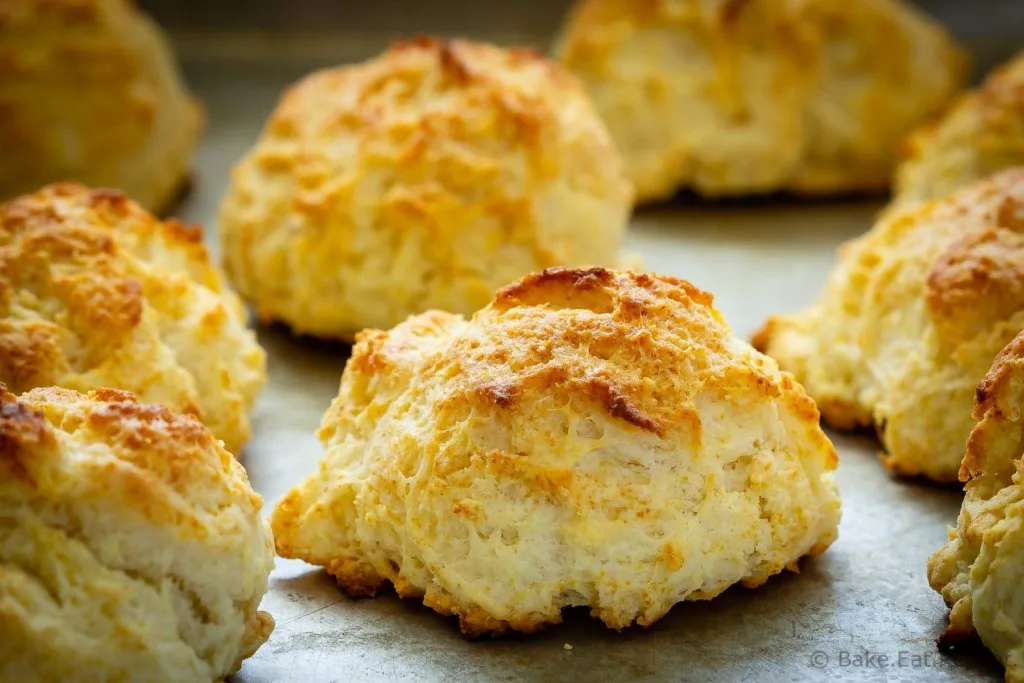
168, 46, 1008, 683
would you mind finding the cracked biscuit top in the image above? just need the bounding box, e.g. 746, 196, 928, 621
0, 182, 265, 453
271, 267, 841, 637
755, 168, 1024, 482
219, 37, 633, 340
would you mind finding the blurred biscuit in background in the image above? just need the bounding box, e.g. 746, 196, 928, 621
0, 0, 202, 212
555, 0, 967, 203
895, 51, 1024, 206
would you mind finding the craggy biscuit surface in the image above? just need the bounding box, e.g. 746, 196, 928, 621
219, 37, 633, 340
271, 267, 841, 636
555, 0, 967, 203
896, 52, 1024, 206
754, 169, 1024, 482
0, 183, 265, 454
0, 0, 202, 211
0, 386, 275, 683
928, 333, 1024, 683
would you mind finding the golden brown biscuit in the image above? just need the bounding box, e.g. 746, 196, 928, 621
219, 37, 633, 341
754, 168, 1024, 482
928, 333, 1024, 683
895, 52, 1024, 206
0, 0, 202, 212
271, 267, 842, 637
0, 385, 275, 683
0, 183, 265, 454
555, 0, 967, 203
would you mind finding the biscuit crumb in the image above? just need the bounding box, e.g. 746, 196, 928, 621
0, 385, 275, 680
928, 329, 1024, 681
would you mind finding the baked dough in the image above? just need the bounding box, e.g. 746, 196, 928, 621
555, 0, 967, 203
271, 267, 841, 636
0, 0, 202, 212
219, 37, 633, 340
754, 168, 1024, 482
0, 183, 265, 454
928, 332, 1024, 683
0, 385, 275, 683
895, 52, 1024, 206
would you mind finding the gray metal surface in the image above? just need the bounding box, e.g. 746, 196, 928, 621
174, 61, 1006, 682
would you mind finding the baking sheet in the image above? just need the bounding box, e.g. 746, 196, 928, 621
174, 61, 1006, 682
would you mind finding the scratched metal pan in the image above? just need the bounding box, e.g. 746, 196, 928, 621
148, 1, 1023, 678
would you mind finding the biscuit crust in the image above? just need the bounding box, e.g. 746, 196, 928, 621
928, 334, 1024, 682
219, 37, 633, 340
0, 385, 275, 682
0, 183, 266, 453
0, 0, 203, 212
271, 267, 841, 636
555, 0, 967, 202
754, 169, 1024, 482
